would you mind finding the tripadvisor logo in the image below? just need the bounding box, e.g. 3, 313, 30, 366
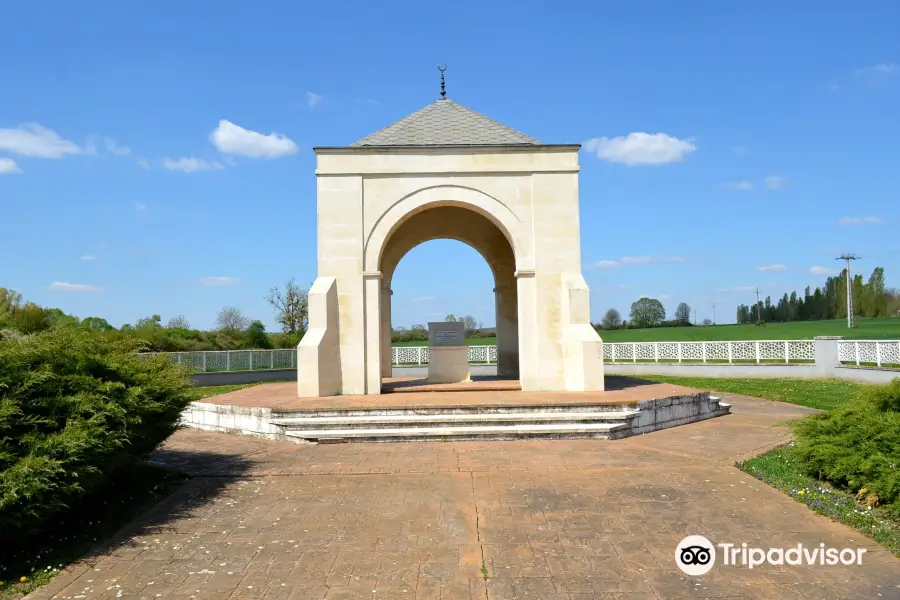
675, 535, 867, 576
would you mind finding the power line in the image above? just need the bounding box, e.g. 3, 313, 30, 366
836, 253, 862, 329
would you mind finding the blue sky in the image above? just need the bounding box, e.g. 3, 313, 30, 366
2, 1, 898, 330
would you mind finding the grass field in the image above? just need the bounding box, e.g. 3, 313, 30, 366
639, 375, 863, 411
392, 337, 497, 347
392, 317, 900, 346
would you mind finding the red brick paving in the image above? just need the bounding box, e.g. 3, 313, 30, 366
201, 376, 703, 412
30, 392, 900, 600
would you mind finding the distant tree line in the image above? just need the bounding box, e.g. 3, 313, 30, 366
391, 313, 494, 343
736, 266, 900, 324
0, 277, 311, 352
597, 299, 702, 331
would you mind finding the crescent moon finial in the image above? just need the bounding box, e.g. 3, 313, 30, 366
438, 65, 447, 99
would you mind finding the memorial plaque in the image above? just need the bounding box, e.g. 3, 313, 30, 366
435, 330, 459, 343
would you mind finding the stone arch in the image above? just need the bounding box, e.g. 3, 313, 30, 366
375, 204, 520, 379
363, 185, 531, 274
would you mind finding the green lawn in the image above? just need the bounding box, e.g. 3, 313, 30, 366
390, 318, 900, 347
392, 337, 497, 347
598, 317, 900, 342
185, 383, 264, 400
738, 446, 900, 556
639, 375, 864, 411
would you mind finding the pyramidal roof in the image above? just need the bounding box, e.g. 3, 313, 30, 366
350, 98, 541, 147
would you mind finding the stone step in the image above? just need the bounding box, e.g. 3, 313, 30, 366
271, 410, 639, 430
272, 403, 642, 419
284, 422, 629, 443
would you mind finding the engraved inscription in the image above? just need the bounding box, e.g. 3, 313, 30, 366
434, 330, 459, 343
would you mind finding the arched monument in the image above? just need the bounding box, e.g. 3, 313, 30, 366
297, 80, 604, 396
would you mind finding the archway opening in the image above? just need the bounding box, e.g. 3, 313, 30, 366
377, 205, 519, 381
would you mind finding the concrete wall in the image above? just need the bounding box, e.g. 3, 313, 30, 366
190, 369, 296, 387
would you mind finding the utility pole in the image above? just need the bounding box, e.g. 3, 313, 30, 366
712, 303, 716, 325
755, 287, 761, 323
836, 253, 861, 328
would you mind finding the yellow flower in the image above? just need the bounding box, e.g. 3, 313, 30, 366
20, 576, 27, 582
798, 490, 805, 495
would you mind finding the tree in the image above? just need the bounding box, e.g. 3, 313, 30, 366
675, 303, 692, 325
265, 278, 309, 335
701, 318, 712, 326
629, 297, 666, 328
459, 315, 477, 334
444, 313, 456, 322
245, 320, 272, 349
601, 308, 622, 330
411, 323, 426, 332
216, 307, 249, 333
136, 314, 162, 329
166, 315, 191, 330
81, 316, 116, 332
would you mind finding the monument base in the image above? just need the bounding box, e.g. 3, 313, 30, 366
427, 346, 471, 384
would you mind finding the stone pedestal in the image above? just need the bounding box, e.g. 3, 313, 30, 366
427, 322, 470, 384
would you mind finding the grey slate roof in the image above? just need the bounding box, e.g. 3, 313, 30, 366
350, 98, 541, 147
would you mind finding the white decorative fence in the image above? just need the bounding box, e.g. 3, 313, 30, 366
838, 340, 900, 367
602, 340, 816, 364
146, 349, 296, 372
146, 339, 900, 373
392, 345, 497, 365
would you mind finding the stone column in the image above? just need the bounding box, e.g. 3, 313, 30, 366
515, 269, 538, 390
363, 271, 383, 395
494, 282, 519, 378
381, 289, 393, 378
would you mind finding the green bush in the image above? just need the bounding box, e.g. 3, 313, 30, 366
0, 326, 192, 543
792, 378, 900, 515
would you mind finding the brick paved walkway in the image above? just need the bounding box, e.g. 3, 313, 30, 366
198, 376, 701, 411
31, 393, 900, 599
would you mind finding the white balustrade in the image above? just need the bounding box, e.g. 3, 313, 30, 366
602, 340, 816, 364
145, 339, 900, 372
838, 340, 900, 367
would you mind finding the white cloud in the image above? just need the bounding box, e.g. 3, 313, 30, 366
47, 281, 102, 292
0, 123, 84, 158
105, 138, 131, 156
716, 286, 756, 293
756, 264, 788, 271
583, 132, 696, 166
838, 216, 882, 225
163, 157, 224, 173
587, 256, 683, 269
763, 175, 788, 190
80, 255, 97, 261
621, 256, 653, 264
0, 157, 22, 174
410, 296, 437, 302
307, 92, 323, 108
209, 119, 298, 159
810, 266, 839, 276
586, 260, 620, 269
855, 63, 898, 78
134, 202, 148, 214
138, 159, 150, 170
732, 145, 749, 156
197, 276, 241, 286
721, 181, 754, 191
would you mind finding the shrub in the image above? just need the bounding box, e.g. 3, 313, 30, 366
0, 326, 192, 543
792, 378, 900, 515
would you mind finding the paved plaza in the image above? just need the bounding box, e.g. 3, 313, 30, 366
31, 391, 900, 599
